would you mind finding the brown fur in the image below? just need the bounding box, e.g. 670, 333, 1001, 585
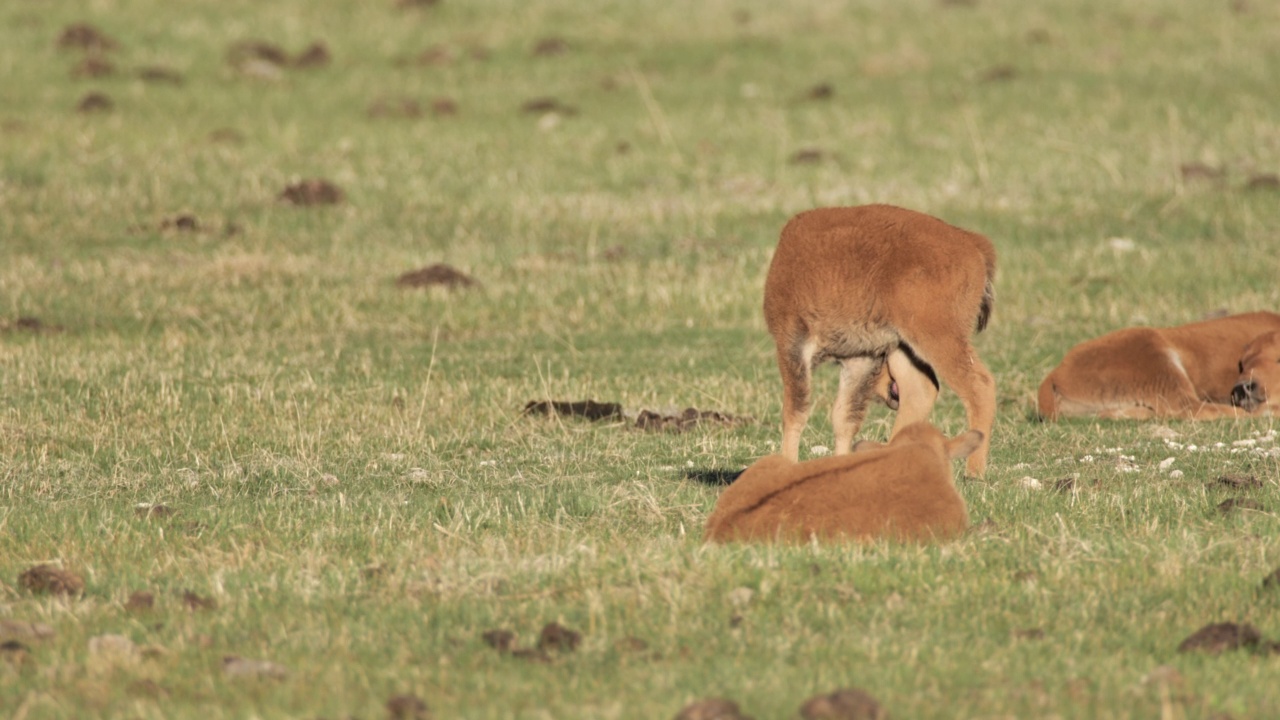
1038, 312, 1280, 420
704, 422, 980, 544
763, 204, 998, 476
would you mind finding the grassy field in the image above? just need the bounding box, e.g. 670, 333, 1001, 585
3, 0, 1280, 718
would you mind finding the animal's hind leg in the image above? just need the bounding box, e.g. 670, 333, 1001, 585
777, 339, 816, 461
887, 348, 940, 440
831, 355, 883, 455
915, 337, 996, 476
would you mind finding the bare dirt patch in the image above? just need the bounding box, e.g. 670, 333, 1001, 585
524, 399, 750, 433
1217, 497, 1265, 514
18, 564, 84, 596
803, 83, 834, 101
182, 590, 217, 611
137, 66, 184, 84
279, 179, 344, 206
125, 591, 155, 612
634, 407, 750, 433
524, 399, 623, 422
800, 688, 886, 720
1, 316, 62, 334
1180, 162, 1224, 181
58, 23, 118, 52
293, 41, 331, 69
1177, 622, 1262, 655
160, 214, 199, 232
72, 55, 115, 78
537, 622, 581, 653
386, 693, 432, 720
788, 148, 829, 165
77, 92, 113, 113
532, 37, 569, 56
1246, 173, 1280, 191
482, 629, 515, 652
521, 97, 576, 115
395, 263, 478, 289
1211, 473, 1261, 490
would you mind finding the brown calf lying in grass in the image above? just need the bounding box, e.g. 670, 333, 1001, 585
763, 204, 997, 476
1038, 311, 1280, 420
704, 422, 981, 544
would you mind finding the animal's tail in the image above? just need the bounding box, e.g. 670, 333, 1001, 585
975, 275, 995, 333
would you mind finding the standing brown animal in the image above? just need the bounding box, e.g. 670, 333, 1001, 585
763, 204, 997, 476
1038, 311, 1280, 419
703, 422, 980, 544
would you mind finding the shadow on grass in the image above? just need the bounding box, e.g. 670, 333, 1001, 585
683, 468, 744, 486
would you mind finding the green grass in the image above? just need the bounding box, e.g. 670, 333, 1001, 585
3, 0, 1280, 718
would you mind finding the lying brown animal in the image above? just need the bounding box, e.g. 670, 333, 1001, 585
763, 204, 997, 476
1038, 311, 1280, 420
704, 422, 981, 544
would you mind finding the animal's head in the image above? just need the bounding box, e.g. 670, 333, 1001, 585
852, 422, 983, 461
1231, 330, 1280, 413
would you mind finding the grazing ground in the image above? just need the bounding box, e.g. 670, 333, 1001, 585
3, 0, 1280, 718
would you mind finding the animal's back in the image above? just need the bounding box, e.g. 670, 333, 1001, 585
703, 445, 967, 543
764, 205, 996, 337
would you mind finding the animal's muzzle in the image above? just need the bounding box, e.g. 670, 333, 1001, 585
1230, 380, 1264, 411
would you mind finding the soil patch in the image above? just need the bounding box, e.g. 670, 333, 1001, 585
395, 263, 478, 289
1177, 622, 1262, 655
279, 179, 344, 206
125, 591, 155, 612
77, 92, 113, 113
386, 694, 432, 720
1211, 473, 1261, 490
788, 148, 829, 165
1246, 173, 1280, 191
1, 316, 62, 334
675, 698, 753, 720
1180, 162, 1224, 181
524, 399, 623, 422
19, 564, 84, 596
138, 66, 184, 84
1217, 497, 1265, 514
482, 629, 515, 652
532, 37, 569, 56
800, 688, 885, 720
635, 407, 750, 432
72, 56, 114, 78
59, 23, 118, 52
182, 590, 217, 611
537, 622, 581, 653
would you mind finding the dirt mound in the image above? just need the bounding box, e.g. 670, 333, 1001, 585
395, 263, 478, 289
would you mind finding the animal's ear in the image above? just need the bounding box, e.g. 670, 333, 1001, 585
946, 430, 984, 460
851, 439, 884, 453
